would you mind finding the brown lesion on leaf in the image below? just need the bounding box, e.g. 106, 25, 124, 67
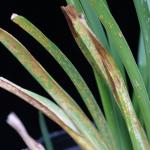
0, 78, 97, 150
62, 4, 123, 104
0, 78, 81, 134
0, 78, 60, 125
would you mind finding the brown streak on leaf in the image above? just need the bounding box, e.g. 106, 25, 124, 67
87, 29, 121, 89
84, 25, 122, 104
0, 79, 95, 150
62, 4, 122, 107
0, 78, 96, 150
0, 78, 64, 127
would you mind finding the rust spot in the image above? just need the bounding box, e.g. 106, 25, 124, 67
100, 15, 104, 20
118, 32, 123, 38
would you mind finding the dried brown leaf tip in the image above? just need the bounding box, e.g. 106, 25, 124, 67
61, 5, 79, 19
61, 5, 126, 106
61, 5, 82, 37
61, 5, 120, 87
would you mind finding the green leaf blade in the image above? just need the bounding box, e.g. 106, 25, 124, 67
66, 2, 130, 149
0, 77, 97, 150
61, 6, 150, 149
11, 13, 110, 147
0, 28, 109, 150
86, 0, 150, 141
39, 112, 54, 150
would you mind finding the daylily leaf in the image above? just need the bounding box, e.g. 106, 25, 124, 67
0, 28, 109, 150
39, 112, 54, 150
86, 0, 150, 139
61, 5, 150, 150
11, 13, 107, 141
0, 77, 96, 150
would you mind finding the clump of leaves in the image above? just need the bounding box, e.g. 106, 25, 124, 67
1, 0, 150, 150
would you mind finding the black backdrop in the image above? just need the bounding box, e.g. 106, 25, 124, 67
0, 0, 139, 149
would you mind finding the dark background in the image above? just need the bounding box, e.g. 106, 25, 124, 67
0, 0, 139, 149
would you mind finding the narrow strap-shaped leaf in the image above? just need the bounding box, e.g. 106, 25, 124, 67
62, 6, 117, 150
65, 1, 118, 147
0, 78, 78, 133
67, 1, 130, 149
61, 6, 150, 149
39, 112, 54, 150
79, 0, 127, 81
11, 13, 108, 143
132, 3, 150, 138
133, 32, 147, 131
66, 0, 127, 83
132, 4, 150, 136
0, 29, 109, 150
138, 33, 147, 85
62, 3, 132, 150
133, 0, 150, 98
79, 0, 126, 82
87, 0, 150, 139
148, 0, 150, 11
94, 69, 132, 150
78, 0, 109, 49
65, 2, 130, 149
0, 77, 96, 150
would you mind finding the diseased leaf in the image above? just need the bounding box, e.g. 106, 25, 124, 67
94, 69, 132, 150
133, 0, 150, 139
0, 77, 78, 132
86, 0, 150, 141
61, 5, 150, 150
62, 5, 118, 150
0, 77, 96, 150
65, 2, 130, 149
133, 0, 150, 97
0, 28, 109, 150
11, 13, 108, 144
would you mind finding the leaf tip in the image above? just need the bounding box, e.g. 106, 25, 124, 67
61, 5, 81, 38
11, 13, 18, 20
